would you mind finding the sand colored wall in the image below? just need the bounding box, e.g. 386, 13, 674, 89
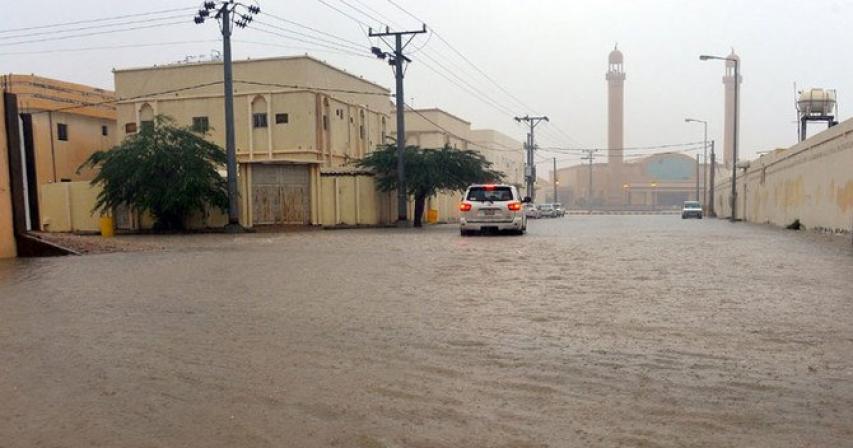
715, 117, 853, 233
0, 92, 15, 258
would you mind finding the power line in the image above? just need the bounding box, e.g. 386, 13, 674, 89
235, 39, 373, 58
0, 39, 219, 56
0, 14, 188, 41
234, 79, 391, 96
253, 20, 365, 53
316, 0, 371, 28
0, 21, 189, 47
334, 0, 390, 27
540, 141, 706, 152
262, 11, 366, 48
250, 26, 369, 58
0, 7, 195, 34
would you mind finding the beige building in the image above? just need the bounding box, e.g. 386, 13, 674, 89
553, 152, 706, 208
113, 55, 392, 228
397, 108, 524, 186
0, 75, 116, 231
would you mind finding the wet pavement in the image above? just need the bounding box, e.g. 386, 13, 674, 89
1, 216, 851, 447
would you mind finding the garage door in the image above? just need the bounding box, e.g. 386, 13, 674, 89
252, 164, 311, 225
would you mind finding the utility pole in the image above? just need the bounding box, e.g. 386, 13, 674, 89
552, 157, 558, 203
514, 115, 549, 201
369, 25, 427, 226
580, 149, 598, 209
695, 154, 701, 201
195, 0, 260, 232
708, 140, 716, 217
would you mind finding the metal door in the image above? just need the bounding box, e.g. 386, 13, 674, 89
252, 164, 310, 225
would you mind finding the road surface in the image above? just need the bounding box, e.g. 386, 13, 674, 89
1, 216, 851, 447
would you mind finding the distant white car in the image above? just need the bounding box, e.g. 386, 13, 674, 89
536, 203, 558, 218
682, 201, 703, 219
459, 184, 529, 236
524, 203, 541, 219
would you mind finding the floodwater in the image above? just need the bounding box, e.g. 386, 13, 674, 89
1, 216, 851, 447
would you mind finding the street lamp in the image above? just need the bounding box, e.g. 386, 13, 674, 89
623, 183, 630, 206
700, 54, 739, 222
685, 118, 709, 211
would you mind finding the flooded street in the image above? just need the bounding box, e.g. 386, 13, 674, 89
1, 216, 851, 447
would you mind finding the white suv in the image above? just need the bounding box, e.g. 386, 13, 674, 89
459, 184, 529, 236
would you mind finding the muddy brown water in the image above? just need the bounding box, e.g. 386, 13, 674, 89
1, 216, 851, 447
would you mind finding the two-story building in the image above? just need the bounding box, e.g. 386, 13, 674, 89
113, 55, 391, 227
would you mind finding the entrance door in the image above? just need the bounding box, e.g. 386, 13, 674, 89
252, 164, 310, 225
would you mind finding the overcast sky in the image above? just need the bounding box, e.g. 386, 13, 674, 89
2, 0, 851, 169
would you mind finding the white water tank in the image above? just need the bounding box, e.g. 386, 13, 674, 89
797, 88, 837, 115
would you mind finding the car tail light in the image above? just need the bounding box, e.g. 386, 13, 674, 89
459, 202, 472, 212
507, 201, 522, 211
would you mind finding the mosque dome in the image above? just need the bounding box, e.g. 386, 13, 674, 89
609, 45, 623, 64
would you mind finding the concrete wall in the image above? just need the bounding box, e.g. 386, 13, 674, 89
714, 117, 853, 233
39, 182, 101, 232
0, 91, 15, 258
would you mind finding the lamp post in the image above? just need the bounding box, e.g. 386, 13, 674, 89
195, 0, 261, 232
700, 54, 739, 222
623, 183, 630, 206
685, 118, 708, 211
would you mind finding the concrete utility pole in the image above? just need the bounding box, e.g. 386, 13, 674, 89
580, 149, 598, 208
708, 140, 716, 217
514, 115, 549, 201
695, 154, 701, 201
369, 25, 427, 226
552, 157, 558, 203
195, 0, 260, 232
685, 118, 708, 209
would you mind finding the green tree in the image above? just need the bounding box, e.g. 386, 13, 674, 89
79, 115, 228, 230
357, 145, 504, 227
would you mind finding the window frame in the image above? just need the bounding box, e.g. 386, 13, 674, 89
192, 116, 210, 133
57, 123, 68, 141
252, 113, 268, 129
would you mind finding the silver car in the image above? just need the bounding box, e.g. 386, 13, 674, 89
459, 184, 528, 236
682, 201, 703, 219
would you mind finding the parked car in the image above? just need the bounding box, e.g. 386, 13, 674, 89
553, 203, 566, 217
524, 203, 541, 219
536, 203, 558, 218
459, 184, 529, 235
682, 201, 703, 219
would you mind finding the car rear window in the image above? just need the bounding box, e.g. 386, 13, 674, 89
466, 187, 514, 202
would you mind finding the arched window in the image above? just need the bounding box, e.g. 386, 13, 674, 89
139, 103, 154, 130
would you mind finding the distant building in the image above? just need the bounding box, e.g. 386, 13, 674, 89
0, 74, 116, 230
113, 55, 391, 227
555, 152, 708, 209
394, 108, 524, 186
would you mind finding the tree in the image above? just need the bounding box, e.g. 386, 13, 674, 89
357, 145, 504, 227
79, 115, 228, 230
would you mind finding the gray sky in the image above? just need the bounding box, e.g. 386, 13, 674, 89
2, 0, 851, 169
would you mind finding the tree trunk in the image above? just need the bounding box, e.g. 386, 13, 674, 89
413, 193, 427, 228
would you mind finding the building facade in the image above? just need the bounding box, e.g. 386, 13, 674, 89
554, 152, 706, 209
0, 75, 116, 231
113, 56, 391, 228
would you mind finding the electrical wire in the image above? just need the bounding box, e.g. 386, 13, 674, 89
0, 14, 188, 41
0, 40, 219, 56
250, 26, 369, 58
253, 20, 366, 53
0, 21, 190, 47
0, 7, 195, 34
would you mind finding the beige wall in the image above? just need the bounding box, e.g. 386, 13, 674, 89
0, 92, 16, 258
39, 182, 101, 232
714, 117, 853, 233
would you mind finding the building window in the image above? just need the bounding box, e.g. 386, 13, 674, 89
125, 122, 137, 134
323, 115, 329, 131
57, 123, 68, 141
101, 125, 108, 136
140, 120, 154, 131
252, 113, 268, 128
360, 125, 365, 139
275, 113, 289, 124
192, 116, 210, 133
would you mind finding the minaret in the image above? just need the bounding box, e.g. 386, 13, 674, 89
607, 45, 625, 165
606, 45, 625, 204
722, 49, 741, 169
